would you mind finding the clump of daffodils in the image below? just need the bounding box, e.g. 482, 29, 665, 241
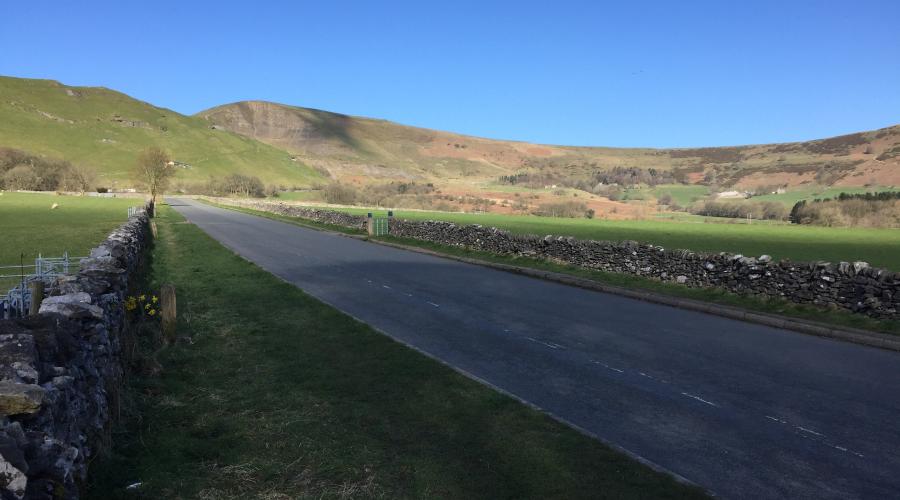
125, 293, 160, 319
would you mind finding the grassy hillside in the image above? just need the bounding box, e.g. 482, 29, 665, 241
198, 100, 900, 190
0, 76, 324, 187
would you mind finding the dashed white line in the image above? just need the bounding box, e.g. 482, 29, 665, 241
526, 338, 565, 350
764, 416, 864, 458
798, 426, 824, 437
591, 360, 624, 373
681, 392, 719, 407
426, 301, 440, 308
382, 285, 391, 289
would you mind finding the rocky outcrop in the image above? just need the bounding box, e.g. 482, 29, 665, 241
210, 198, 900, 319
0, 207, 150, 499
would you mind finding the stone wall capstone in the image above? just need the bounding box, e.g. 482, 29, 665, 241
208, 198, 900, 319
0, 206, 150, 499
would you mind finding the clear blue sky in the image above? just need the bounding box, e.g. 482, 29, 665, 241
2, 1, 898, 148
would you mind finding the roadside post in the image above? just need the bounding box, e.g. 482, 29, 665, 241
28, 281, 44, 316
367, 212, 374, 236
161, 284, 177, 343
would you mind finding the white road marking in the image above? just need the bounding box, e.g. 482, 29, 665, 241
382, 285, 391, 289
526, 337, 565, 350
591, 360, 624, 373
405, 293, 413, 297
681, 392, 719, 407
798, 426, 824, 437
426, 301, 440, 308
765, 416, 864, 458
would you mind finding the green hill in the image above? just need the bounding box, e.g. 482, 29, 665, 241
0, 76, 324, 187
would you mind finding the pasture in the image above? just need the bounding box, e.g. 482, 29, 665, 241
0, 192, 136, 276
321, 205, 900, 270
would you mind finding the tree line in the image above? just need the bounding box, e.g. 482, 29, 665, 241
0, 147, 96, 193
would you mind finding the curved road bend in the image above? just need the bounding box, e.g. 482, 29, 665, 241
169, 198, 900, 499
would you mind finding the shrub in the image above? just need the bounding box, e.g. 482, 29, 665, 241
690, 200, 788, 221
323, 182, 358, 205
533, 201, 590, 218
790, 196, 900, 227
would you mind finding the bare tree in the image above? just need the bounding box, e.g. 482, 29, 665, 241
62, 164, 97, 195
133, 147, 176, 206
2, 164, 38, 190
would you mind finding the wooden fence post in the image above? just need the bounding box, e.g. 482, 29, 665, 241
160, 284, 176, 343
28, 281, 44, 316
150, 221, 158, 239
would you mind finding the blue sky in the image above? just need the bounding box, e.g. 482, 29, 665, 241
2, 1, 898, 148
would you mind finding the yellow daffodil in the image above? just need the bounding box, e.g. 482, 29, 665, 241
152, 296, 159, 303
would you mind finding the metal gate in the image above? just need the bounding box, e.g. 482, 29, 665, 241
372, 217, 389, 236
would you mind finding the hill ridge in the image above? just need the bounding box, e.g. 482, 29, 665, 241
197, 100, 900, 188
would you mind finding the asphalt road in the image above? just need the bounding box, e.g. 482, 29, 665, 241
170, 198, 900, 499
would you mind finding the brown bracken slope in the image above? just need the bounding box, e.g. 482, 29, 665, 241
197, 100, 900, 188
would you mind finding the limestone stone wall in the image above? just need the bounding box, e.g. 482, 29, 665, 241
201, 197, 367, 231
0, 207, 150, 499
389, 220, 900, 319
209, 198, 899, 319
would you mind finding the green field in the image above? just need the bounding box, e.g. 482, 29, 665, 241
88, 205, 704, 499
0, 192, 136, 272
300, 204, 900, 270
647, 184, 711, 205
0, 76, 324, 186
750, 186, 900, 205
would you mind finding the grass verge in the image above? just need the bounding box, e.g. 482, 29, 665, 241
87, 204, 705, 499
206, 201, 900, 337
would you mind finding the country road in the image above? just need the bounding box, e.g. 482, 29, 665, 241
169, 198, 900, 499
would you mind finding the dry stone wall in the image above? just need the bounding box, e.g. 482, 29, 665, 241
201, 197, 367, 231
0, 207, 150, 499
209, 198, 900, 319
389, 220, 900, 319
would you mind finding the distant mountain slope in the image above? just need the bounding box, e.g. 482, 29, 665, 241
0, 76, 324, 186
199, 100, 900, 188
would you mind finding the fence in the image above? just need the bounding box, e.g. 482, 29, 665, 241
0, 253, 85, 318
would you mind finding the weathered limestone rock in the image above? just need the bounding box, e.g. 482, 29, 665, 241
0, 382, 45, 415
